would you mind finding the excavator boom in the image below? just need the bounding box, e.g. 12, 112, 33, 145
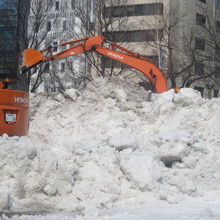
22, 36, 168, 93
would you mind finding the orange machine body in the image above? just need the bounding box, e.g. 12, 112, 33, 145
0, 89, 29, 136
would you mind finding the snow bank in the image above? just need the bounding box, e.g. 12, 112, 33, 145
0, 77, 220, 216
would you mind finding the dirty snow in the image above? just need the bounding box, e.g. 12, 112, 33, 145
0, 77, 220, 219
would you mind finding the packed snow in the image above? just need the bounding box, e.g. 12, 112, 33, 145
0, 77, 220, 219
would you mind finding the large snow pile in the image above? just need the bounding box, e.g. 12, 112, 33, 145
0, 77, 220, 218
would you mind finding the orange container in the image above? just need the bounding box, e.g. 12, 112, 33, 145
0, 89, 29, 136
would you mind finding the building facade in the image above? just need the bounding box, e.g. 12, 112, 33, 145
102, 0, 220, 98
174, 0, 220, 98
0, 1, 18, 79
30, 0, 94, 92
30, 0, 220, 98
102, 0, 168, 87
0, 0, 30, 90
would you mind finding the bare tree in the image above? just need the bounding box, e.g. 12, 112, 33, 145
38, 0, 91, 93
40, 0, 133, 94
195, 4, 220, 85
67, 0, 132, 77
0, 0, 61, 92
25, 0, 62, 92
140, 5, 210, 88
44, 56, 91, 94
0, 0, 29, 85
72, 1, 212, 89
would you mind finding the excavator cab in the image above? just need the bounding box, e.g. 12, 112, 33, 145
0, 78, 12, 89
0, 78, 29, 136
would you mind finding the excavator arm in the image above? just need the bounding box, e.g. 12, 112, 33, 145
22, 36, 168, 93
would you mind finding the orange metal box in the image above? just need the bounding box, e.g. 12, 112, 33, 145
0, 89, 29, 136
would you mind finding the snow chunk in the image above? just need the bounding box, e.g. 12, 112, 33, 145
0, 191, 10, 210
1, 77, 220, 215
119, 150, 162, 191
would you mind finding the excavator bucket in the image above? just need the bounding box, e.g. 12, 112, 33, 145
21, 48, 46, 71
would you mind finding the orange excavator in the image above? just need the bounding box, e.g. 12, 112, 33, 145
0, 36, 168, 136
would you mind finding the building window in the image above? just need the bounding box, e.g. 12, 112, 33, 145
61, 62, 65, 72
102, 57, 126, 69
87, 63, 92, 73
66, 61, 73, 70
55, 1, 60, 11
114, 7, 126, 17
214, 89, 219, 97
53, 42, 58, 52
71, 0, 76, 9
215, 48, 220, 57
195, 38, 205, 50
134, 4, 145, 16
47, 21, 51, 32
216, 20, 220, 32
63, 20, 67, 31
127, 5, 134, 16
103, 55, 159, 69
215, 66, 220, 78
217, 0, 220, 9
45, 63, 50, 71
195, 62, 205, 75
196, 13, 206, 26
105, 29, 162, 42
145, 55, 159, 65
198, 0, 206, 3
148, 3, 163, 15
194, 86, 204, 97
104, 3, 163, 18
